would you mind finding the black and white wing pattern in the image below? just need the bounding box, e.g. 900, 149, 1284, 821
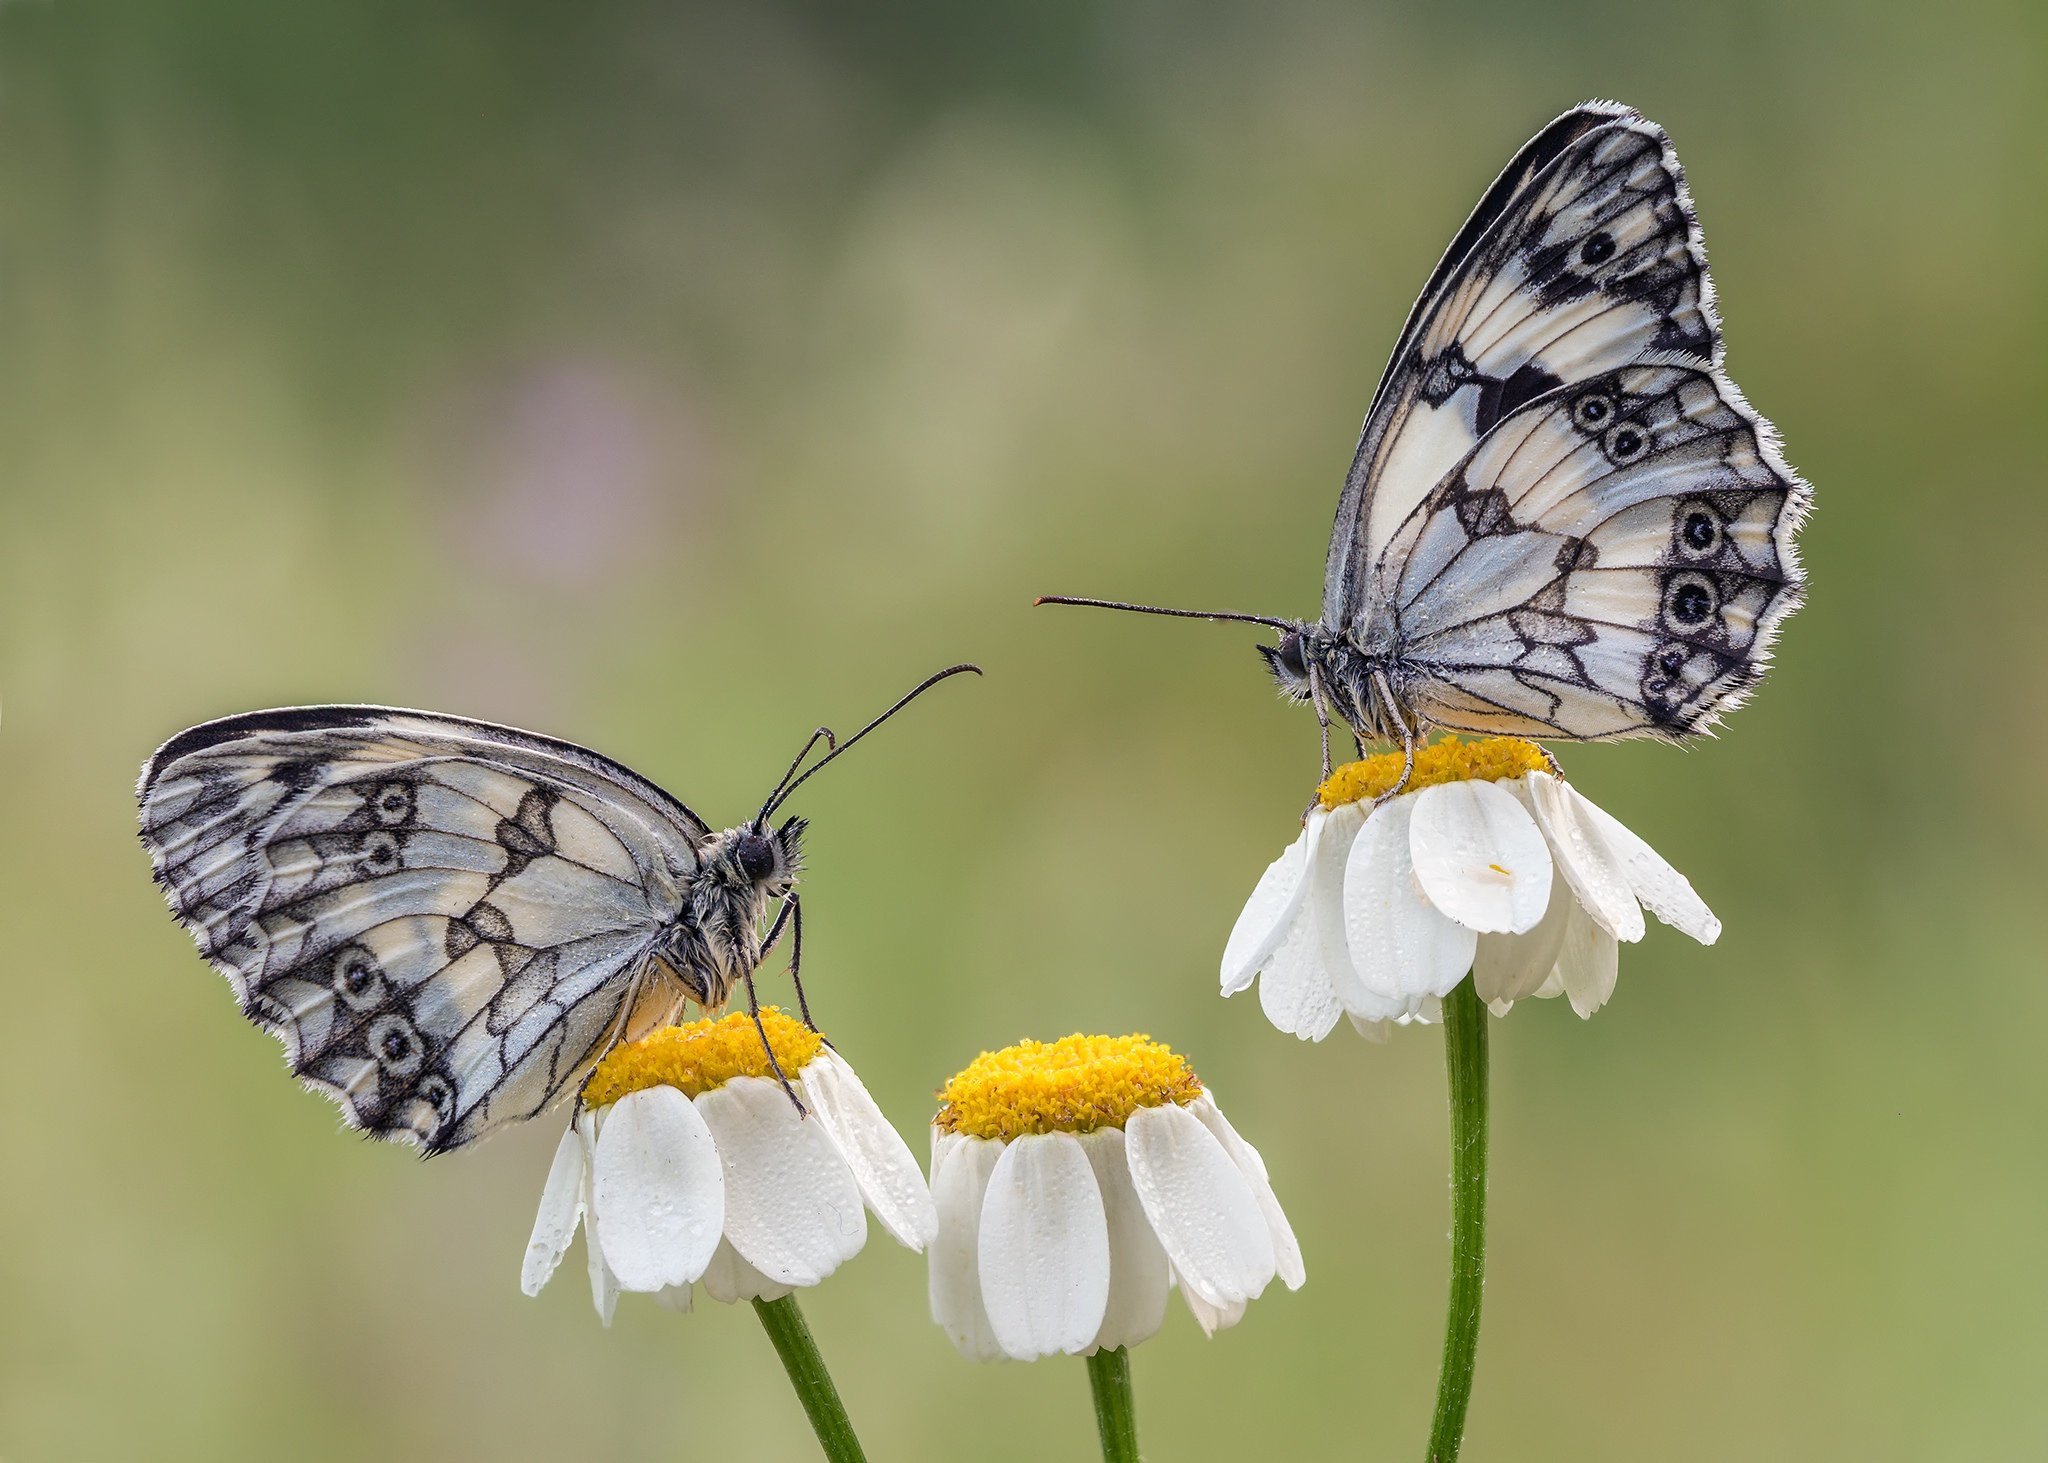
1384, 363, 1804, 740
1326, 101, 1722, 630
139, 708, 710, 1153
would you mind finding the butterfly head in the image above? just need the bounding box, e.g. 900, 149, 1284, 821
723, 817, 806, 899
1256, 625, 1405, 744
1257, 625, 1317, 702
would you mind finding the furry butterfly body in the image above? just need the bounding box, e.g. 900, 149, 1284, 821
1044, 102, 1808, 765
140, 672, 974, 1153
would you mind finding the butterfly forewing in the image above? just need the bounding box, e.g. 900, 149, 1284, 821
1386, 363, 1804, 740
139, 708, 713, 1152
1326, 102, 1721, 630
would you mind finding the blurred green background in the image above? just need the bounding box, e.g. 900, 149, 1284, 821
4, 2, 2045, 1459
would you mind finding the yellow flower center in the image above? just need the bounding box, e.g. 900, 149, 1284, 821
1318, 735, 1548, 809
934, 1033, 1204, 1141
582, 1007, 823, 1108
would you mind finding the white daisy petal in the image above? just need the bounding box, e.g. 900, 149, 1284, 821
592, 1088, 725, 1293
1257, 920, 1346, 1039
1556, 901, 1621, 1018
1290, 802, 1411, 1026
1076, 1128, 1171, 1353
977, 1132, 1112, 1359
521, 1123, 587, 1297
1408, 780, 1553, 935
1221, 821, 1313, 995
695, 1075, 866, 1288
801, 1050, 937, 1251
1344, 796, 1478, 1002
929, 1131, 1006, 1362
587, 1233, 619, 1325
1256, 808, 1350, 1040
1187, 1093, 1303, 1290
1336, 983, 1411, 1024
578, 1114, 620, 1326
701, 1237, 796, 1305
1577, 793, 1721, 944
1471, 865, 1573, 1007
654, 1283, 694, 1314
1347, 1013, 1395, 1042
1123, 1103, 1275, 1308
1177, 1276, 1249, 1336
1525, 774, 1644, 942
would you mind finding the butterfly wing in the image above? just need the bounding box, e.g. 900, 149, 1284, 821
1383, 362, 1806, 740
1326, 101, 1720, 631
138, 707, 712, 1152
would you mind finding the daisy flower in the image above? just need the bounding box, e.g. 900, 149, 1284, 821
928, 1033, 1302, 1362
1222, 737, 1720, 1035
521, 1007, 936, 1323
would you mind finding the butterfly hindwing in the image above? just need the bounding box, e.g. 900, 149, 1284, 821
139, 708, 711, 1151
1385, 362, 1805, 740
1327, 102, 1721, 629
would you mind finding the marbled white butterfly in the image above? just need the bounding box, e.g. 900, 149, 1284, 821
1043, 101, 1809, 781
138, 667, 977, 1153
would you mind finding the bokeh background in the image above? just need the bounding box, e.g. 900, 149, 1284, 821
5, 2, 2045, 1459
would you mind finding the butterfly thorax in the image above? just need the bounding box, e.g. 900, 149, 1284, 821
658, 819, 805, 1009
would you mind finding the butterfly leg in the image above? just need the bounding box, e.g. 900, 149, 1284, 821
742, 968, 808, 1116
760, 896, 794, 961
1309, 664, 1334, 781
1299, 664, 1337, 823
586, 955, 663, 1071
760, 893, 828, 1042
1371, 668, 1418, 809
782, 895, 822, 1033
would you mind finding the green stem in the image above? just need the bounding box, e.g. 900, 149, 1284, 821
1426, 979, 1491, 1463
751, 1294, 869, 1463
1085, 1346, 1141, 1462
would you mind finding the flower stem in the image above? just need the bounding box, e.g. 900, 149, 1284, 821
751, 1294, 869, 1463
1426, 978, 1491, 1463
1085, 1346, 1141, 1462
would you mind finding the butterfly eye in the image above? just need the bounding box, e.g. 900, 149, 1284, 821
1571, 393, 1615, 431
1602, 422, 1650, 464
1579, 231, 1615, 265
1259, 633, 1314, 700
735, 833, 778, 883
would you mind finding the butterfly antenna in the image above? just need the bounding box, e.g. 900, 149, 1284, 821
756, 725, 839, 824
759, 663, 982, 820
1034, 595, 1295, 631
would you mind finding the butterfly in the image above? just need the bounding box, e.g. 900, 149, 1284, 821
137, 666, 978, 1154
1042, 101, 1809, 780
